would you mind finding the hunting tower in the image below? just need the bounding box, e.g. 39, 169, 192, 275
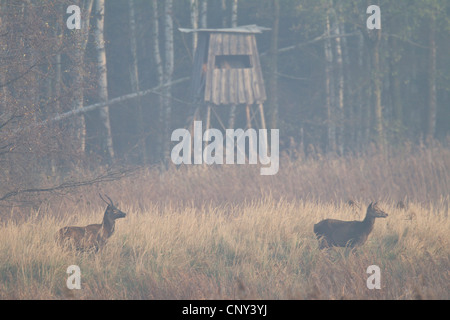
180, 25, 270, 131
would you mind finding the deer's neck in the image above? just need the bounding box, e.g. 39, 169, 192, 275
101, 215, 115, 238
362, 213, 376, 232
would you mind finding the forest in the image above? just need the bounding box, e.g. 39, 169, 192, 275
0, 0, 449, 301
1, 0, 449, 182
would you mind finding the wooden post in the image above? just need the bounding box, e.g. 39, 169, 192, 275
204, 104, 212, 152
245, 104, 256, 163
246, 104, 252, 129
259, 103, 266, 130
258, 103, 268, 156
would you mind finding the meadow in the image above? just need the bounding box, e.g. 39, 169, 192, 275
0, 144, 449, 299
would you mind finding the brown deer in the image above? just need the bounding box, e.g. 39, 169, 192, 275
57, 194, 126, 252
314, 202, 388, 249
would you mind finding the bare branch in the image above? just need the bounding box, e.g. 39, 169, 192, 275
0, 167, 139, 203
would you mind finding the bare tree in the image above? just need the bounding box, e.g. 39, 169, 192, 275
268, 0, 279, 130
190, 0, 198, 51
324, 6, 336, 153
151, 0, 164, 160
0, 1, 7, 110
427, 8, 437, 142
94, 0, 114, 161
162, 0, 174, 161
70, 0, 94, 154
128, 0, 147, 163
332, 8, 344, 154
371, 25, 384, 152
231, 0, 238, 28
228, 0, 239, 129
200, 0, 207, 28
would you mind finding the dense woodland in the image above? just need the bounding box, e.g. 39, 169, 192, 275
0, 0, 449, 199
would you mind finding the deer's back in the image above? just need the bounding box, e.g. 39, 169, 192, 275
57, 223, 103, 250
314, 218, 368, 248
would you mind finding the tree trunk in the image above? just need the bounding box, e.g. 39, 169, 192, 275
389, 35, 402, 145
200, 0, 207, 28
54, 9, 62, 115
269, 0, 279, 130
324, 9, 336, 153
51, 1, 64, 174
151, 0, 164, 160
231, 0, 238, 27
332, 13, 344, 155
221, 0, 227, 27
360, 32, 372, 150
339, 18, 353, 152
372, 31, 384, 153
0, 1, 7, 110
162, 0, 174, 162
128, 0, 147, 164
228, 0, 239, 129
427, 11, 437, 142
94, 0, 114, 162
190, 0, 198, 52
71, 0, 94, 155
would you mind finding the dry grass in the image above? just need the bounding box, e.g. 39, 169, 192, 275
0, 145, 449, 299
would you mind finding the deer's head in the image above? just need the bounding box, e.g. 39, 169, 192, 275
367, 202, 388, 218
99, 194, 126, 221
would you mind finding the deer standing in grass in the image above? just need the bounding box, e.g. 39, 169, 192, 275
57, 194, 126, 252
314, 202, 388, 249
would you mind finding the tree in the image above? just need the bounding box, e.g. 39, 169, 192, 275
324, 4, 336, 153
190, 0, 198, 51
332, 4, 345, 155
94, 0, 114, 162
162, 0, 174, 162
228, 0, 239, 129
269, 0, 280, 130
70, 0, 94, 154
128, 0, 147, 164
427, 3, 437, 141
152, 0, 164, 160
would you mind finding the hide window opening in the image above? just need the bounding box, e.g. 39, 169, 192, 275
215, 55, 252, 69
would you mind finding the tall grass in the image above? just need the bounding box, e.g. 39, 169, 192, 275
0, 145, 449, 299
97, 142, 449, 208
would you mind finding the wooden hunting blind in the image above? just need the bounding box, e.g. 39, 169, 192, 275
179, 25, 270, 130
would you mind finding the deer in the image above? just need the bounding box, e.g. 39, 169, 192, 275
314, 202, 388, 249
56, 194, 126, 252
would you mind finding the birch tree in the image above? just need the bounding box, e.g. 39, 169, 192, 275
200, 0, 207, 28
128, 0, 146, 163
94, 0, 114, 161
0, 1, 7, 110
151, 0, 164, 159
70, 0, 94, 154
324, 7, 336, 153
370, 21, 384, 152
228, 0, 239, 129
427, 7, 437, 141
332, 8, 344, 154
231, 0, 238, 28
162, 0, 174, 161
190, 0, 198, 51
268, 0, 279, 130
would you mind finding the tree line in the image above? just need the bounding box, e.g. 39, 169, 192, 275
0, 0, 449, 184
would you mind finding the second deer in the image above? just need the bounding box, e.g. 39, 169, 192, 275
314, 202, 388, 249
57, 194, 126, 252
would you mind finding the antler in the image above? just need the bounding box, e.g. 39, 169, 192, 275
99, 193, 114, 206
104, 194, 114, 206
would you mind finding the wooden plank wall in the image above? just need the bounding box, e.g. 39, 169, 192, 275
204, 33, 266, 106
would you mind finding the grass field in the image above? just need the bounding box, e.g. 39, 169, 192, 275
0, 145, 449, 299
